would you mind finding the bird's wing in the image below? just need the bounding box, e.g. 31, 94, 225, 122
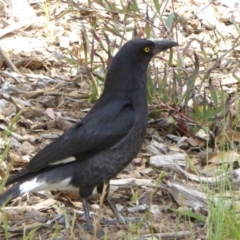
25, 101, 135, 172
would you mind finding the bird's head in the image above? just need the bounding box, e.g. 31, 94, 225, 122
110, 38, 178, 69
104, 38, 178, 95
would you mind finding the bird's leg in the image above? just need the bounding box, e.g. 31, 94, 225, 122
105, 196, 125, 224
97, 182, 125, 224
82, 198, 94, 232
81, 198, 104, 237
105, 196, 141, 226
97, 183, 141, 226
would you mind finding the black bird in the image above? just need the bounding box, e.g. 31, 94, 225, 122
0, 38, 178, 231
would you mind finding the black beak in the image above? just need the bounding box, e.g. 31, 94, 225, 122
150, 39, 178, 54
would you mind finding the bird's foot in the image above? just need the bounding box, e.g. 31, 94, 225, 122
76, 223, 92, 239
124, 216, 141, 224
80, 223, 104, 238
101, 216, 141, 226
94, 227, 105, 238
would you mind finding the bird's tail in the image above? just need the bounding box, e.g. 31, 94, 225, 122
6, 169, 31, 186
0, 177, 44, 206
0, 172, 74, 206
0, 184, 22, 205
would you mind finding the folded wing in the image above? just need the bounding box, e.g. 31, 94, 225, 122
26, 100, 135, 172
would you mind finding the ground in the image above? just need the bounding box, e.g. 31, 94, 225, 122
0, 0, 240, 239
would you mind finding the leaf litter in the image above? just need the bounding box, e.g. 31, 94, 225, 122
0, 0, 240, 239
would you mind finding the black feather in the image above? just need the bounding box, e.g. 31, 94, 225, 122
0, 38, 178, 232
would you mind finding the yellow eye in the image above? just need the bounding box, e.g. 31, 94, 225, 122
144, 47, 150, 53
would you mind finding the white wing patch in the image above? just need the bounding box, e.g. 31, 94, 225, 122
19, 177, 75, 194
50, 156, 76, 166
